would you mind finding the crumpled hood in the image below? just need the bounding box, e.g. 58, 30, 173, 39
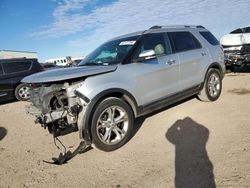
22, 65, 117, 83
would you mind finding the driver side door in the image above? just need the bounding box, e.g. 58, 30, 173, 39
132, 32, 180, 106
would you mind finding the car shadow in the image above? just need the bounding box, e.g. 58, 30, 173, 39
0, 127, 7, 141
0, 99, 18, 106
166, 117, 216, 188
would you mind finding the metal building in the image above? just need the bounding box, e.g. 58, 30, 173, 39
0, 50, 37, 59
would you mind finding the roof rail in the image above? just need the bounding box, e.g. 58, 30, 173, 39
149, 25, 205, 29
149, 25, 162, 29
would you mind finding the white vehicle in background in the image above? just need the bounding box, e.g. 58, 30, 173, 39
45, 56, 84, 66
220, 26, 250, 67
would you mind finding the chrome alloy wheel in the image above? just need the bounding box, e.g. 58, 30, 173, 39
96, 106, 129, 145
18, 86, 30, 99
208, 73, 220, 97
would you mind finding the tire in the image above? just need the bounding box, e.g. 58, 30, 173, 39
91, 97, 134, 151
14, 83, 31, 101
197, 68, 222, 102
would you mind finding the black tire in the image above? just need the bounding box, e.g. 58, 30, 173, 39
197, 68, 222, 102
91, 97, 134, 152
14, 83, 31, 101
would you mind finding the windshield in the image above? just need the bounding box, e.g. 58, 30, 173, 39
78, 35, 140, 66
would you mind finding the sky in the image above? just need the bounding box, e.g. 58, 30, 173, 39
0, 0, 250, 62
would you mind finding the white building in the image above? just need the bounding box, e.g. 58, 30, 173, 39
0, 50, 37, 59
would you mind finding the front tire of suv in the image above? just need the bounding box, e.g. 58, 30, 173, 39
198, 68, 222, 102
91, 97, 134, 152
15, 83, 31, 101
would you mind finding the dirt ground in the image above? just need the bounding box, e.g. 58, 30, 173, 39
0, 72, 250, 188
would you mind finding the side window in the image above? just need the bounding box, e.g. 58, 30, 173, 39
200, 31, 219, 45
2, 61, 32, 74
169, 32, 202, 53
0, 64, 3, 75
133, 33, 172, 59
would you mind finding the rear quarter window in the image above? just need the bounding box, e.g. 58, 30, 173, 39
200, 31, 219, 45
2, 61, 32, 74
169, 32, 202, 53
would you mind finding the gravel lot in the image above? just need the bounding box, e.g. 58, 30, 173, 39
0, 72, 250, 188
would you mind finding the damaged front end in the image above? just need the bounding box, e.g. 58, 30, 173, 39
26, 81, 86, 138
25, 80, 92, 164
223, 44, 250, 67
21, 65, 118, 160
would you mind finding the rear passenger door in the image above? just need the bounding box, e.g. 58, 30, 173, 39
169, 31, 210, 90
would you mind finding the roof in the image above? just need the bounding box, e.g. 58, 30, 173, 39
108, 25, 207, 41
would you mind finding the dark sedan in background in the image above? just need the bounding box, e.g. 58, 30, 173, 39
0, 58, 43, 102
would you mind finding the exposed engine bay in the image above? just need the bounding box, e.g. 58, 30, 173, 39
26, 81, 84, 137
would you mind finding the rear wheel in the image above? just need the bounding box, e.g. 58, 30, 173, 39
91, 97, 134, 151
15, 83, 31, 101
197, 68, 222, 102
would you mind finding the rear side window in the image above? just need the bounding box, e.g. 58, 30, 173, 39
200, 31, 219, 45
2, 61, 32, 74
169, 32, 201, 53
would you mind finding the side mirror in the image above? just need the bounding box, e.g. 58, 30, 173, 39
139, 50, 156, 59
133, 50, 156, 63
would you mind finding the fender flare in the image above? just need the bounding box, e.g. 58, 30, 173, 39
200, 62, 224, 90
77, 88, 139, 143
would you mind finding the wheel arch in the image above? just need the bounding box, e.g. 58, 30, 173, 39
80, 88, 139, 143
207, 62, 223, 77
199, 62, 224, 92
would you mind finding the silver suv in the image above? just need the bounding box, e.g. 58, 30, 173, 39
23, 25, 225, 152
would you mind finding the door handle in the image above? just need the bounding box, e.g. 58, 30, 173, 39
201, 52, 207, 56
166, 59, 176, 65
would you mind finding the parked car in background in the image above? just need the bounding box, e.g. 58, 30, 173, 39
23, 25, 225, 152
0, 58, 43, 102
220, 26, 250, 67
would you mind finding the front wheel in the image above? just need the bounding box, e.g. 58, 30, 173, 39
197, 68, 222, 102
91, 97, 134, 151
